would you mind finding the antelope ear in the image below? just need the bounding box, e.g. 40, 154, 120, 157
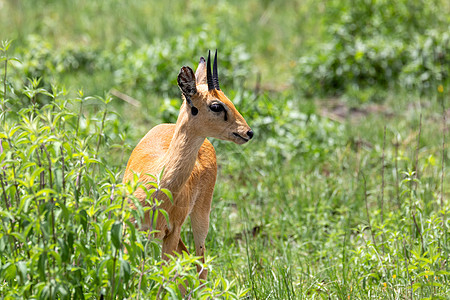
177, 66, 197, 97
195, 57, 207, 85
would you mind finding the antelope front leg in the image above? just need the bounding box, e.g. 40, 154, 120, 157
161, 226, 182, 260
190, 210, 210, 280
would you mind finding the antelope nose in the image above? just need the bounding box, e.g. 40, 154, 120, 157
247, 130, 254, 139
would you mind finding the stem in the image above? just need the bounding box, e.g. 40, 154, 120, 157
95, 108, 108, 158
441, 108, 445, 211
3, 58, 6, 99
440, 85, 447, 264
137, 258, 145, 300
412, 211, 425, 253
41, 144, 53, 191
394, 135, 400, 208
42, 144, 56, 251
414, 113, 422, 181
75, 157, 84, 207
0, 173, 10, 209
402, 235, 413, 300
35, 147, 45, 204
380, 126, 386, 255
108, 184, 115, 220
2, 56, 7, 119
1, 42, 10, 125
362, 172, 378, 250
111, 249, 118, 300
0, 172, 14, 246
410, 114, 422, 248
60, 146, 66, 205
76, 100, 83, 137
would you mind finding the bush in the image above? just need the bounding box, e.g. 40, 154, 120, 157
11, 31, 252, 102
296, 0, 450, 98
0, 43, 247, 299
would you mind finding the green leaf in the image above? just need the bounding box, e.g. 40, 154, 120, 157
103, 204, 122, 216
58, 238, 69, 262
102, 219, 115, 241
160, 188, 173, 203
16, 261, 27, 283
48, 250, 62, 266
111, 222, 123, 250
79, 209, 89, 233
57, 284, 69, 299
3, 263, 17, 281
38, 252, 47, 280
119, 258, 131, 283
157, 209, 169, 230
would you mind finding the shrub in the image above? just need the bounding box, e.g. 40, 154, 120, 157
0, 43, 246, 299
11, 31, 252, 103
296, 0, 450, 98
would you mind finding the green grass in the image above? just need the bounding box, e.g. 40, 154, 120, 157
208, 90, 450, 298
1, 0, 450, 299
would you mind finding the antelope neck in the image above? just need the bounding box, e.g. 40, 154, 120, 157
159, 111, 205, 194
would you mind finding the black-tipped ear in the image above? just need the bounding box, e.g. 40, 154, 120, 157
178, 66, 198, 115
177, 66, 197, 97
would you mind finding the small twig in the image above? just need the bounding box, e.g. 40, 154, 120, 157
110, 89, 141, 107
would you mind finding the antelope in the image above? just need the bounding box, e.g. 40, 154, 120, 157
122, 50, 253, 282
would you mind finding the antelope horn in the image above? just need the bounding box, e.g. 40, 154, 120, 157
206, 50, 214, 91
213, 49, 220, 90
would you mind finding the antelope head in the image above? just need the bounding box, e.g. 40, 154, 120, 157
177, 50, 253, 144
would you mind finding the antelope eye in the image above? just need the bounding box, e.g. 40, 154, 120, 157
209, 103, 224, 112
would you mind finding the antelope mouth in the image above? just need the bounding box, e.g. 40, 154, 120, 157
233, 132, 249, 143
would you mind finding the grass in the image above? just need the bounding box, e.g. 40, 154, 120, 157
209, 91, 450, 298
1, 0, 450, 298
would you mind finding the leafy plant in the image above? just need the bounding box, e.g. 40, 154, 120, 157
296, 0, 450, 98
0, 45, 246, 299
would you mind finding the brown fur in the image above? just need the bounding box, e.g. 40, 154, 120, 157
122, 58, 252, 284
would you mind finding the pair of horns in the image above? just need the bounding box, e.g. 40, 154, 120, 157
206, 50, 220, 91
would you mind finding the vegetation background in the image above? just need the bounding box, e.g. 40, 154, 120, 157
1, 0, 450, 298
